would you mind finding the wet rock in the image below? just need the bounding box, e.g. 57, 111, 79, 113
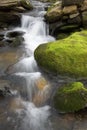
6, 36, 24, 47
6, 30, 25, 38
0, 41, 7, 47
0, 80, 11, 97
0, 48, 22, 74
0, 11, 21, 27
9, 97, 24, 111
0, 33, 4, 41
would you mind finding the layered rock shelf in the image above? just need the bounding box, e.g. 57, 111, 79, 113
45, 0, 87, 35
0, 0, 33, 28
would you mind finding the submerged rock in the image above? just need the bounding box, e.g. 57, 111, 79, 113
53, 82, 87, 112
34, 30, 87, 78
6, 30, 25, 38
6, 36, 24, 47
0, 48, 22, 74
0, 80, 11, 97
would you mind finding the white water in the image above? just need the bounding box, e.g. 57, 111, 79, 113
8, 1, 55, 130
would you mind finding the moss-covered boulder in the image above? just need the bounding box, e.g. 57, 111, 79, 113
34, 30, 87, 78
53, 82, 87, 112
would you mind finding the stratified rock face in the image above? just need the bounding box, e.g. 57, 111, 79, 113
45, 0, 87, 31
53, 82, 87, 112
62, 0, 84, 6
0, 0, 33, 28
0, 0, 33, 10
0, 0, 18, 10
34, 30, 87, 78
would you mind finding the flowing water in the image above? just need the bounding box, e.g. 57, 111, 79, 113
0, 1, 56, 130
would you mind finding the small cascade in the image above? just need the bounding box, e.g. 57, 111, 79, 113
19, 102, 51, 130
5, 0, 55, 130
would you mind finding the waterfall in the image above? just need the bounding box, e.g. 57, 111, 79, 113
8, 1, 55, 130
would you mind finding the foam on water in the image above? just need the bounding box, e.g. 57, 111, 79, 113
8, 1, 55, 129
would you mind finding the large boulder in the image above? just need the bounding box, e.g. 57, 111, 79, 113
34, 30, 87, 78
53, 82, 87, 112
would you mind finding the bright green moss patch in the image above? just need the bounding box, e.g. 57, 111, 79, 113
34, 30, 87, 78
53, 82, 87, 112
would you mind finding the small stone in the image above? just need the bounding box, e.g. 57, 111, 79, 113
69, 12, 79, 19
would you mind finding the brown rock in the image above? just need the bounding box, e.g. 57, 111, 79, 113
69, 12, 79, 19
81, 0, 87, 11
63, 5, 78, 15
0, 0, 18, 10
45, 6, 63, 23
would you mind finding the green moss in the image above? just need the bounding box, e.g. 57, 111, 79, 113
54, 82, 87, 112
34, 30, 87, 78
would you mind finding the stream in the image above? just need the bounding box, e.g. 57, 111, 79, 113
0, 0, 55, 130
1, 0, 87, 130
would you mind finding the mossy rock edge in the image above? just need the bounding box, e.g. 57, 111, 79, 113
34, 30, 87, 78
53, 82, 87, 112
